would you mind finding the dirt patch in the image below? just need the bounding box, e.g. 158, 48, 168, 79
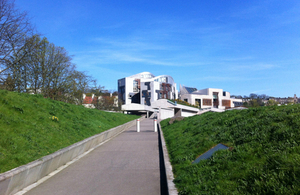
169, 116, 185, 124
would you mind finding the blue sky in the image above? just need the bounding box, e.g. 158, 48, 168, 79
15, 0, 300, 97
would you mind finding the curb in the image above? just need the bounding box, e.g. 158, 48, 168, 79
158, 121, 178, 195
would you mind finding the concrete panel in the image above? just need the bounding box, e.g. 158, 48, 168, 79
103, 132, 108, 140
56, 151, 67, 168
89, 136, 98, 148
114, 128, 120, 135
107, 130, 113, 138
0, 176, 10, 195
58, 149, 73, 167
107, 131, 114, 139
117, 125, 124, 131
70, 143, 81, 160
47, 153, 63, 175
72, 143, 86, 159
38, 157, 54, 179
64, 148, 76, 163
97, 134, 105, 143
83, 138, 93, 151
23, 162, 43, 188
89, 137, 98, 149
107, 131, 113, 138
90, 136, 98, 147
83, 139, 93, 152
160, 108, 174, 120
6, 167, 28, 195
182, 111, 196, 117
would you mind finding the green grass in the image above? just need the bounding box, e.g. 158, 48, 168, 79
161, 104, 300, 194
168, 99, 199, 108
0, 89, 139, 173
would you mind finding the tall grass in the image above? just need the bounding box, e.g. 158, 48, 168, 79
161, 105, 300, 194
0, 89, 139, 173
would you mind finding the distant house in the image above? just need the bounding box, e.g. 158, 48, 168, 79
269, 96, 295, 105
82, 94, 97, 108
179, 85, 243, 109
82, 93, 118, 109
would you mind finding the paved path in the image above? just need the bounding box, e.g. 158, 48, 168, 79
24, 118, 160, 195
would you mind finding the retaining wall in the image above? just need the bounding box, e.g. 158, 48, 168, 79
0, 117, 143, 195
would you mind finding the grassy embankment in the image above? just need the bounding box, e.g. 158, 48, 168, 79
0, 89, 139, 173
161, 105, 300, 194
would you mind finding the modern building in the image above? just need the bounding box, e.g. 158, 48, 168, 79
118, 72, 178, 107
117, 72, 243, 119
179, 85, 243, 109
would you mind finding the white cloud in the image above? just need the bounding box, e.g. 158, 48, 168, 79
250, 89, 272, 94
93, 37, 169, 51
229, 63, 279, 71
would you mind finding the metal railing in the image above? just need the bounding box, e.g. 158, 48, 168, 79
167, 100, 177, 106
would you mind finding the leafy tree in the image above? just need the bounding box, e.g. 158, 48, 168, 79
65, 69, 94, 104
91, 87, 119, 111
267, 99, 277, 106
249, 93, 258, 99
258, 94, 268, 100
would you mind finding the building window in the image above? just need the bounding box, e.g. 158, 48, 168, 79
195, 99, 201, 108
223, 91, 226, 96
160, 83, 172, 99
133, 80, 139, 92
118, 86, 125, 105
159, 93, 162, 99
233, 101, 243, 107
213, 92, 218, 99
184, 99, 188, 102
203, 99, 212, 106
222, 100, 231, 107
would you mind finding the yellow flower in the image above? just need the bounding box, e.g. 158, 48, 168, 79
50, 116, 59, 121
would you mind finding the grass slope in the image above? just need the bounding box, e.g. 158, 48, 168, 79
0, 89, 139, 173
161, 105, 300, 195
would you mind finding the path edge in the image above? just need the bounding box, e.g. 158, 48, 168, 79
158, 121, 178, 195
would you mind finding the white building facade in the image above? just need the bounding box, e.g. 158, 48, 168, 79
180, 85, 243, 110
118, 72, 178, 107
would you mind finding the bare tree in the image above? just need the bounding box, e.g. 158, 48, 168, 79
0, 0, 33, 85
0, 1, 97, 105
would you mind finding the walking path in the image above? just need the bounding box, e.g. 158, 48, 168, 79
23, 118, 160, 195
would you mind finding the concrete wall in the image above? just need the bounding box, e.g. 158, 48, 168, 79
0, 118, 143, 195
181, 110, 197, 117
160, 108, 174, 120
